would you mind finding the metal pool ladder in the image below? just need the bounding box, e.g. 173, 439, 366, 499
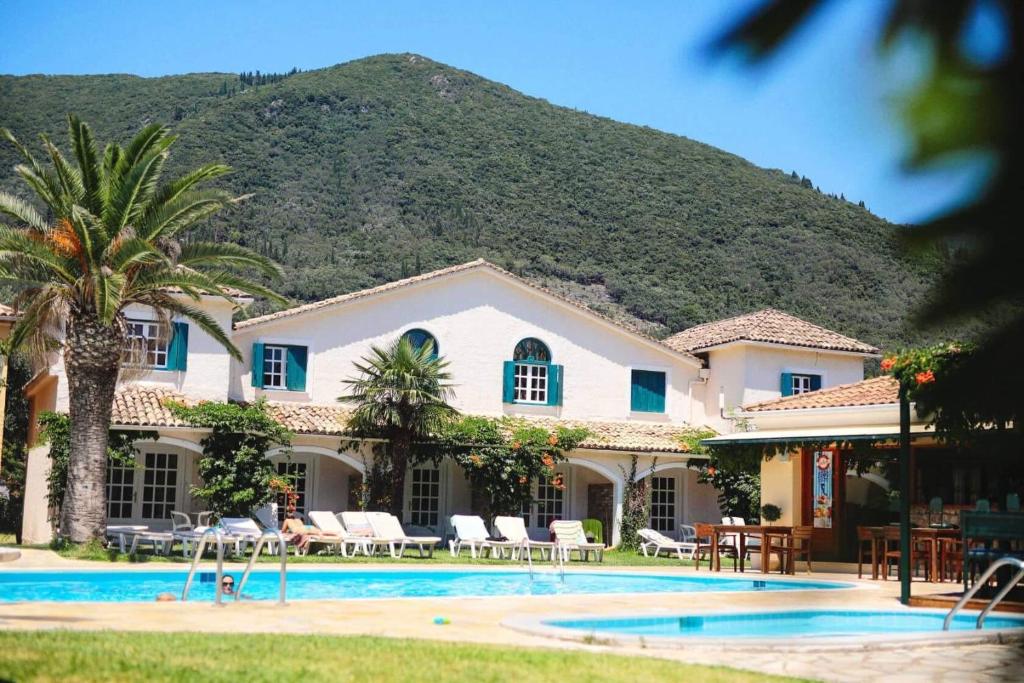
521, 539, 565, 583
181, 528, 288, 605
943, 557, 1024, 630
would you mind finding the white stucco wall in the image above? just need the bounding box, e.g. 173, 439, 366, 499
703, 343, 867, 433
230, 269, 702, 423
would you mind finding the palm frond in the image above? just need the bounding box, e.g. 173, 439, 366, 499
41, 134, 85, 204
108, 237, 167, 272
0, 226, 78, 284
67, 114, 102, 213
139, 294, 241, 359
117, 123, 171, 175
138, 188, 233, 241
143, 163, 232, 220
105, 145, 170, 230
0, 191, 47, 232
178, 240, 284, 278
93, 269, 126, 324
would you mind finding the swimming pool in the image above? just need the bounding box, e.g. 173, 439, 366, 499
0, 569, 848, 603
543, 609, 1024, 640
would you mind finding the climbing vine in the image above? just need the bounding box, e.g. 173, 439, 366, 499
37, 412, 154, 523
167, 399, 293, 518
424, 416, 589, 523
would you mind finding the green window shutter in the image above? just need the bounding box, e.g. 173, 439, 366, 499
780, 372, 794, 397
810, 374, 822, 391
251, 342, 265, 388
502, 361, 516, 403
631, 370, 666, 412
285, 346, 308, 392
547, 364, 563, 406
168, 322, 189, 371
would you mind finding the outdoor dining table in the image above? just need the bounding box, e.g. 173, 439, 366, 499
710, 524, 793, 574
862, 525, 959, 582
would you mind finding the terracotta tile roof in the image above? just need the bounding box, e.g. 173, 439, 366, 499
233, 259, 698, 363
743, 375, 899, 412
110, 386, 708, 454
663, 308, 879, 355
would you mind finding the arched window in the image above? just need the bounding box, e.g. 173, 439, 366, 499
401, 328, 439, 358
503, 337, 562, 406
513, 337, 550, 362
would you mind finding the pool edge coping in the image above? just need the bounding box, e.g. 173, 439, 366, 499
501, 606, 1024, 652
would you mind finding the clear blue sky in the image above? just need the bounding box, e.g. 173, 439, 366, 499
0, 0, 997, 223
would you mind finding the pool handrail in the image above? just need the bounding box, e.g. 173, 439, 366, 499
943, 556, 1024, 630
235, 529, 287, 604
181, 528, 226, 604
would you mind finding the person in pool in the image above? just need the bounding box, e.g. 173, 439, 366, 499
220, 574, 251, 599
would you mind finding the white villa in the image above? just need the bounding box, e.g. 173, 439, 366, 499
18, 260, 881, 546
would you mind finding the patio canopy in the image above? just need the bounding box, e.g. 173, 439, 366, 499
701, 423, 935, 445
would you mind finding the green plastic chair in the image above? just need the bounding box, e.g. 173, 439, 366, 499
975, 498, 990, 513
581, 518, 604, 547
1006, 493, 1020, 513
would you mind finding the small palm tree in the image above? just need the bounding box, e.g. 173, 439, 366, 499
340, 337, 457, 517
0, 115, 284, 542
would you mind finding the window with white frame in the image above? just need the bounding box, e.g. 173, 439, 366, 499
140, 452, 177, 520
792, 374, 813, 395
649, 476, 677, 533
535, 474, 564, 528
409, 466, 440, 527
262, 345, 287, 389
276, 461, 308, 522
513, 363, 548, 404
106, 460, 135, 519
125, 320, 168, 369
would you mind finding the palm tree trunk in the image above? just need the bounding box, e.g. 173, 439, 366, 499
389, 431, 411, 518
60, 313, 122, 543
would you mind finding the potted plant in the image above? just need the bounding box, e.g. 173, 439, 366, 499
760, 503, 782, 526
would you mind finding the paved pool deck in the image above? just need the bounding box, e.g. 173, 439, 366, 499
1, 548, 1022, 682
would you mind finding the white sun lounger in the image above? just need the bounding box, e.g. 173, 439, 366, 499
449, 515, 517, 558
308, 511, 372, 557
550, 520, 605, 562
366, 512, 441, 558
219, 517, 275, 555
638, 528, 697, 560
341, 510, 408, 558
493, 515, 555, 560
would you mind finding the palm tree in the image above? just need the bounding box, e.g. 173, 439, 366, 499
0, 115, 284, 542
340, 337, 457, 517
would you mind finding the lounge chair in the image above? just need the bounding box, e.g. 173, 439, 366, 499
171, 511, 213, 558
638, 528, 697, 560
449, 515, 516, 558
550, 520, 604, 562
219, 517, 274, 555
308, 511, 372, 557
366, 512, 441, 558
494, 515, 554, 560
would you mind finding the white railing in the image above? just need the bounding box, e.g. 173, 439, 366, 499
180, 528, 288, 605
236, 530, 288, 605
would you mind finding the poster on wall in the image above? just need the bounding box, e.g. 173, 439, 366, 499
813, 449, 834, 529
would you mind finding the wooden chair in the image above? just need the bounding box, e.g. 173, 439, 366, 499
856, 526, 875, 579
881, 526, 930, 580
940, 536, 964, 583
788, 526, 813, 574
694, 523, 737, 572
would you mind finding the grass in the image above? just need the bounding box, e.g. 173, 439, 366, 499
0, 631, 807, 683
50, 540, 722, 568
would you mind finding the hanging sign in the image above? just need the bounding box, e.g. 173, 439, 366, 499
813, 449, 834, 529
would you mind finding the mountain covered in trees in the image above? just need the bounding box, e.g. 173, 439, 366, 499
0, 54, 951, 349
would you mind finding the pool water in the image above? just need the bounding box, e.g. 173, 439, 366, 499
0, 570, 846, 603
546, 610, 1024, 638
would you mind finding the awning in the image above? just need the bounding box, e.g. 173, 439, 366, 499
702, 423, 934, 446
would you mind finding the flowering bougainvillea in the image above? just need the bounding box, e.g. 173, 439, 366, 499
424, 416, 588, 523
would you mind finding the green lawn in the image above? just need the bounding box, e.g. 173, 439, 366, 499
51, 540, 721, 568
0, 631, 807, 683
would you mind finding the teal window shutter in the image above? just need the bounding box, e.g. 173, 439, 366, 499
810, 374, 822, 391
502, 361, 516, 403
631, 370, 666, 412
285, 346, 308, 391
251, 342, 265, 388
780, 372, 794, 396
547, 364, 563, 406
168, 322, 189, 371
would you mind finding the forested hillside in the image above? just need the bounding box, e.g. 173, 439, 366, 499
0, 54, 950, 348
